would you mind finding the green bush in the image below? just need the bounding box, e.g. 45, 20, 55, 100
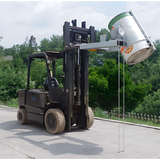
5, 98, 18, 108
94, 107, 160, 127
89, 59, 151, 112
94, 107, 108, 119
0, 101, 5, 105
134, 89, 160, 116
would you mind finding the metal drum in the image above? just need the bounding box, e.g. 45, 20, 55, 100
108, 11, 155, 65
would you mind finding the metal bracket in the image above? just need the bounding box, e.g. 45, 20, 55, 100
79, 40, 124, 52
129, 10, 156, 51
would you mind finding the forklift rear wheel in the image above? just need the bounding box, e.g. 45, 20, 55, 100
45, 108, 65, 134
86, 107, 94, 129
17, 109, 27, 125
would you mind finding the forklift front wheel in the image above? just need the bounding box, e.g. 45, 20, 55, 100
17, 109, 27, 125
78, 107, 94, 129
45, 108, 65, 134
86, 107, 94, 129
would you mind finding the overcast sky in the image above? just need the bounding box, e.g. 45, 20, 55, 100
0, 1, 160, 48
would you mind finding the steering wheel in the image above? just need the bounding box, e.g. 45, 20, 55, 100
43, 78, 49, 91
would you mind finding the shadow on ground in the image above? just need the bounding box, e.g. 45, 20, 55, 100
0, 120, 103, 156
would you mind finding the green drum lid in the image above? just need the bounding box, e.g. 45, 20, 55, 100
108, 12, 131, 31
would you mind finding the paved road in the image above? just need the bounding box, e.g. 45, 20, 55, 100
0, 106, 160, 159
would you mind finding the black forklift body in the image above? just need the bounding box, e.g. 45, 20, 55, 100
18, 20, 96, 133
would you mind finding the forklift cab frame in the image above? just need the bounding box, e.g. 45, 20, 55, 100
27, 51, 63, 92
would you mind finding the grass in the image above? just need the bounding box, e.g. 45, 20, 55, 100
93, 107, 160, 128
0, 101, 5, 106
0, 98, 18, 108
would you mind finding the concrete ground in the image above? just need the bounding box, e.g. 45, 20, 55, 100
0, 106, 160, 159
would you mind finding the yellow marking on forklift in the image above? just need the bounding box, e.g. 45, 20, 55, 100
90, 49, 98, 52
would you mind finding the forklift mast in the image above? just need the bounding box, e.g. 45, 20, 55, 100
62, 20, 96, 130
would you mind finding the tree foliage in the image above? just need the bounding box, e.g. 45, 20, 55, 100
30, 59, 48, 89
134, 89, 160, 116
39, 35, 64, 52
89, 59, 151, 112
0, 60, 27, 101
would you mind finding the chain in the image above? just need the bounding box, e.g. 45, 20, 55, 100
118, 47, 120, 153
123, 55, 125, 152
118, 46, 125, 153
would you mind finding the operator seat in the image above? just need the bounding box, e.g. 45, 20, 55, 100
51, 77, 59, 87
44, 77, 59, 91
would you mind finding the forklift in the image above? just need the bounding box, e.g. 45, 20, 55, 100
17, 20, 96, 134
17, 11, 155, 134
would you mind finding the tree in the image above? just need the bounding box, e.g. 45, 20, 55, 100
147, 39, 160, 63
28, 35, 38, 54
39, 38, 50, 52
0, 60, 27, 102
0, 46, 4, 61
89, 59, 151, 112
13, 35, 38, 65
3, 46, 17, 56
50, 35, 64, 51
39, 35, 64, 52
89, 52, 104, 67
134, 89, 160, 116
30, 59, 47, 89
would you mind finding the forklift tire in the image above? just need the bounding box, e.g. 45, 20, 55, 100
86, 107, 94, 129
17, 109, 27, 125
78, 107, 94, 129
45, 108, 65, 134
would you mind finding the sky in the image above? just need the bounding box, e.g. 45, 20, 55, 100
0, 1, 160, 48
